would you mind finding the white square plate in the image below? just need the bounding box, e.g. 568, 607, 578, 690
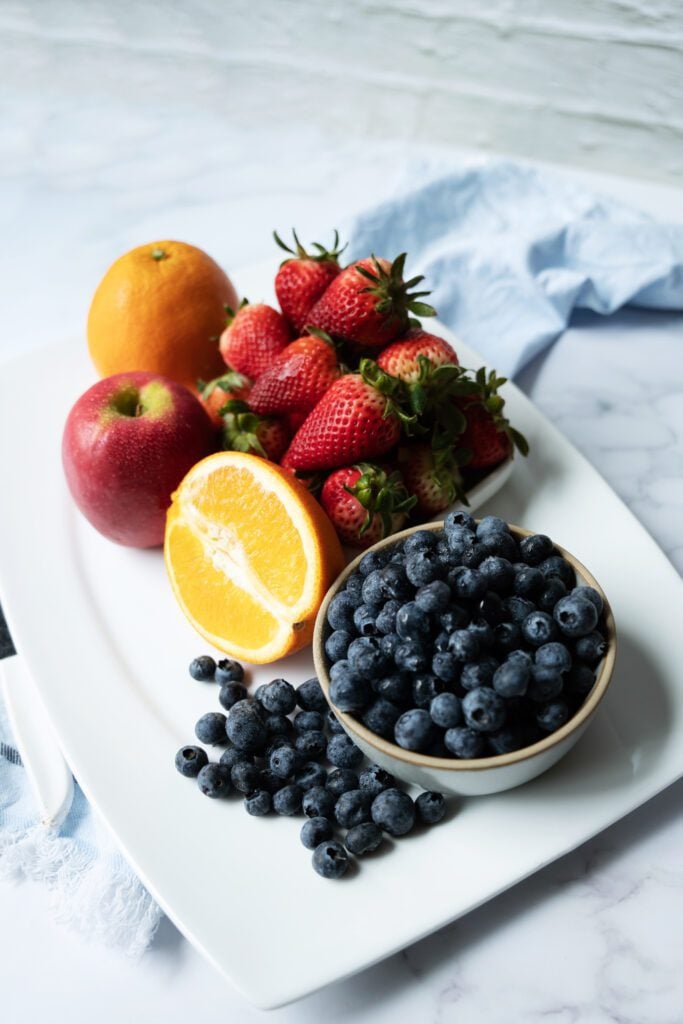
0, 263, 682, 1008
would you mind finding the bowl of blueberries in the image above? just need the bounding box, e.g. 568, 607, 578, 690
313, 512, 616, 797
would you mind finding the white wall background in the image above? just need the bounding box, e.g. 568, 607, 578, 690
2, 0, 683, 185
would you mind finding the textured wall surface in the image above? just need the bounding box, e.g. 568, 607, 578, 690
2, 0, 683, 185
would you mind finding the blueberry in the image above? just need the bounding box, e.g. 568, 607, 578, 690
376, 599, 401, 635
380, 633, 401, 659
537, 578, 568, 613
432, 651, 460, 684
175, 745, 208, 777
436, 537, 461, 566
258, 767, 287, 794
194, 712, 227, 745
358, 764, 395, 797
353, 603, 378, 636
519, 533, 553, 566
480, 531, 518, 562
539, 555, 575, 589
297, 677, 327, 712
264, 734, 293, 758
259, 678, 297, 715
574, 631, 608, 665
467, 618, 495, 648
462, 687, 506, 732
327, 734, 363, 769
359, 548, 389, 577
272, 783, 303, 816
415, 580, 451, 613
326, 768, 360, 797
445, 510, 476, 533
460, 656, 498, 690
440, 604, 470, 632
327, 592, 357, 631
451, 567, 488, 601
330, 670, 372, 713
394, 709, 433, 751
478, 591, 506, 625
434, 630, 451, 652
536, 700, 570, 732
268, 744, 298, 779
325, 709, 345, 735
295, 761, 328, 791
376, 672, 412, 704
395, 601, 431, 641
361, 570, 385, 608
302, 785, 336, 818
371, 788, 415, 836
492, 660, 529, 697
219, 746, 252, 769
394, 639, 430, 673
344, 573, 364, 601
521, 611, 557, 647
325, 629, 353, 662
345, 822, 384, 855
403, 529, 438, 555
347, 636, 391, 677
572, 585, 604, 617
215, 658, 245, 684
566, 663, 596, 699
527, 664, 564, 702
189, 655, 216, 681
479, 556, 514, 594
231, 761, 261, 793
429, 692, 462, 729
513, 566, 545, 599
488, 721, 537, 755
448, 629, 480, 662
361, 698, 401, 739
312, 840, 349, 879
226, 705, 267, 752
405, 550, 443, 587
502, 595, 536, 624
476, 515, 508, 537
379, 563, 412, 601
553, 594, 599, 638
289, 713, 319, 737
535, 642, 572, 674
301, 816, 334, 850
335, 789, 372, 828
444, 725, 486, 758
295, 730, 327, 759
218, 681, 249, 710
197, 763, 231, 798
244, 789, 272, 816
461, 541, 487, 567
416, 791, 446, 825
412, 674, 444, 708
508, 648, 533, 668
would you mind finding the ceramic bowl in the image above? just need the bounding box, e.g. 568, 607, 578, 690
313, 521, 617, 797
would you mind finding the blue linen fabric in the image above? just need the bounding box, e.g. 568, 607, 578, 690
346, 162, 683, 376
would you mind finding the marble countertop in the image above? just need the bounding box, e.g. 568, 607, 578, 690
3, 38, 683, 1022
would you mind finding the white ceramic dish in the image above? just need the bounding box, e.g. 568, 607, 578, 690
314, 523, 617, 797
1, 261, 682, 1008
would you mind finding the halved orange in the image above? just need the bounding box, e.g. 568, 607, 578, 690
164, 451, 345, 663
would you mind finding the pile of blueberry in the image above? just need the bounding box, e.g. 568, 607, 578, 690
324, 512, 609, 759
175, 657, 446, 879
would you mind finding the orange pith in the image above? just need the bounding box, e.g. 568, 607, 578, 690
87, 240, 238, 390
164, 452, 345, 663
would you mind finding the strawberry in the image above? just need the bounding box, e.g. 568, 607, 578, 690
282, 360, 412, 472
307, 254, 436, 349
248, 331, 340, 418
219, 400, 289, 462
376, 328, 459, 383
321, 463, 416, 549
398, 443, 467, 517
273, 230, 345, 333
196, 370, 252, 428
457, 369, 529, 469
219, 300, 291, 379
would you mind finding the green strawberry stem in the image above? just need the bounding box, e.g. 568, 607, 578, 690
355, 254, 437, 329
344, 462, 417, 538
273, 228, 346, 266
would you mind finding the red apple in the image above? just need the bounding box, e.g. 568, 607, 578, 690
62, 371, 215, 547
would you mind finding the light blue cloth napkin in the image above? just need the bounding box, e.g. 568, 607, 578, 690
2, 159, 682, 957
346, 161, 683, 376
0, 693, 161, 956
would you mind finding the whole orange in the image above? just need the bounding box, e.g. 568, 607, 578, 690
87, 241, 238, 390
